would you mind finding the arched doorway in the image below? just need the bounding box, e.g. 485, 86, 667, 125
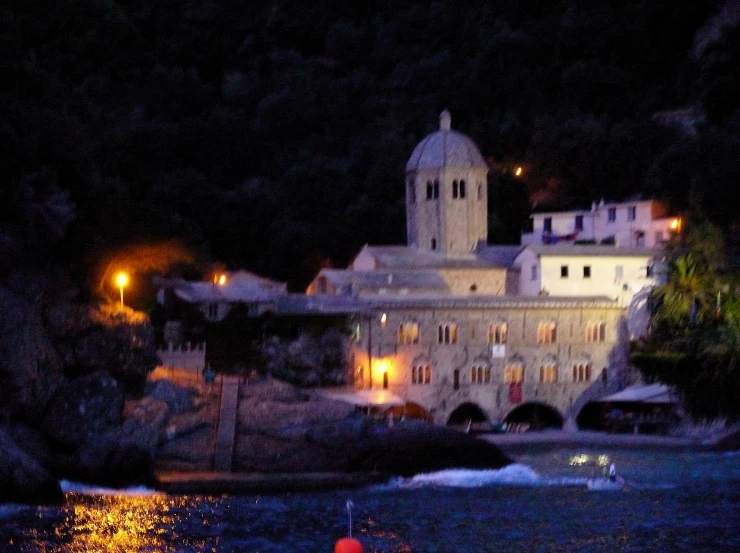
447, 402, 488, 432
384, 402, 432, 423
504, 402, 564, 431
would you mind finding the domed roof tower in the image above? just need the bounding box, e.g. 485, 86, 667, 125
405, 111, 489, 254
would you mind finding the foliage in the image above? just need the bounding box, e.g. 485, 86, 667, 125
634, 222, 740, 420
2, 0, 738, 295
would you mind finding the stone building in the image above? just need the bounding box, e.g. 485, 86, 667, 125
307, 111, 666, 429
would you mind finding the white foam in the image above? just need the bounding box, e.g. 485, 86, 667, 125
60, 480, 162, 496
385, 464, 590, 489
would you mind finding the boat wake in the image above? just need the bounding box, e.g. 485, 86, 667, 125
382, 464, 589, 489
59, 480, 162, 496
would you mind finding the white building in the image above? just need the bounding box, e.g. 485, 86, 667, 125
521, 199, 681, 248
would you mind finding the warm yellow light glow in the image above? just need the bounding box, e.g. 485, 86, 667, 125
114, 272, 129, 288
515, 166, 523, 177
380, 313, 387, 327
218, 274, 227, 285
670, 218, 680, 230
114, 272, 129, 308
377, 360, 389, 374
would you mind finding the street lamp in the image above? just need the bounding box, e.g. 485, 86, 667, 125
115, 272, 129, 309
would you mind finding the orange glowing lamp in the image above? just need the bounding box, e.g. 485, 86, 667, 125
114, 272, 129, 308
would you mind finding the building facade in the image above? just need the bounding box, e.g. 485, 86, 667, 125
305, 111, 668, 427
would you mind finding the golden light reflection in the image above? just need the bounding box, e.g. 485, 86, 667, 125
569, 454, 590, 466
514, 166, 523, 177
670, 218, 681, 231
53, 492, 198, 553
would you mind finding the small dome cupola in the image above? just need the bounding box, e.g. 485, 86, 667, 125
440, 109, 452, 131
405, 110, 488, 173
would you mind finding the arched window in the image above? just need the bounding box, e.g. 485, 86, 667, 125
459, 179, 466, 198
438, 323, 458, 344
537, 322, 557, 344
539, 363, 558, 383
431, 238, 437, 250
471, 364, 491, 384
452, 180, 459, 199
398, 322, 419, 345
411, 364, 432, 385
504, 361, 524, 384
426, 180, 433, 200
433, 180, 440, 199
572, 363, 592, 382
488, 322, 508, 344
586, 322, 607, 343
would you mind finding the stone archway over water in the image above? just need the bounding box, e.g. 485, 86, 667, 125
384, 402, 432, 422
446, 402, 488, 426
504, 402, 564, 430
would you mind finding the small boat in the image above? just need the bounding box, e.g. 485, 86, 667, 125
586, 477, 625, 491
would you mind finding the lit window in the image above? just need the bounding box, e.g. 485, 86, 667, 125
471, 365, 490, 384
398, 322, 420, 345
572, 363, 592, 382
488, 322, 508, 344
539, 363, 558, 383
438, 323, 458, 344
608, 207, 616, 222
504, 362, 524, 384
586, 322, 607, 343
537, 322, 557, 344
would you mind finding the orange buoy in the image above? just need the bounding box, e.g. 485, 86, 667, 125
335, 537, 363, 553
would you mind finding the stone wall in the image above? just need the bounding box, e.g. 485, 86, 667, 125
351, 302, 629, 424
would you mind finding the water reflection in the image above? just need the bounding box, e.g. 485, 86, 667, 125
50, 493, 217, 553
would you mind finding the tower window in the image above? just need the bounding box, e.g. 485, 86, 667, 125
452, 180, 459, 199
408, 181, 416, 204
426, 180, 433, 200
477, 183, 483, 200
431, 238, 437, 250
433, 180, 439, 199
459, 180, 466, 198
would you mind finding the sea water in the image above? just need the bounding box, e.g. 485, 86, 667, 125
1, 449, 739, 552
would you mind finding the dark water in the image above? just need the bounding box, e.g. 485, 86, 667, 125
2, 449, 739, 553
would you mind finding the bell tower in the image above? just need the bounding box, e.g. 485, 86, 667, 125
405, 111, 489, 254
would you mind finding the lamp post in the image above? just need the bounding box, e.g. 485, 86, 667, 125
115, 272, 129, 309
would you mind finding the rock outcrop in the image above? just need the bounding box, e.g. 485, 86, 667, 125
0, 429, 63, 505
